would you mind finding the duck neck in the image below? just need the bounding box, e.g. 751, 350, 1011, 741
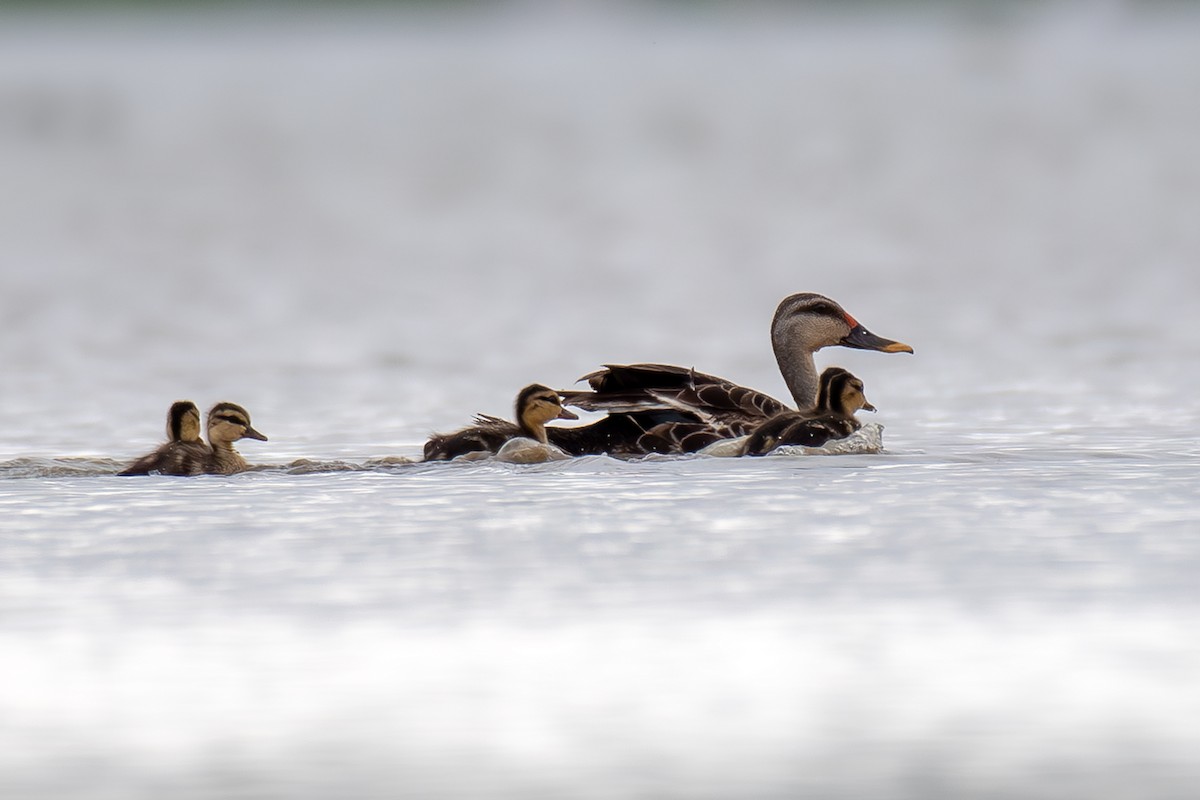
208, 437, 245, 472
518, 414, 549, 444
773, 340, 820, 410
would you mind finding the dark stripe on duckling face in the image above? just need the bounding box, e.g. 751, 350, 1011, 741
208, 402, 251, 418
815, 368, 853, 412
207, 402, 268, 441
815, 367, 874, 416
516, 384, 577, 418
515, 384, 556, 414
515, 384, 579, 439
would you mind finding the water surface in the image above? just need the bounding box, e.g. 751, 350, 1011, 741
2, 5, 1199, 799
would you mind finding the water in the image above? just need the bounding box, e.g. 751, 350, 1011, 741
2, 5, 1200, 798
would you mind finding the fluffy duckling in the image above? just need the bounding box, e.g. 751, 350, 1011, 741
119, 400, 212, 476
742, 367, 875, 456
205, 402, 268, 474
424, 384, 579, 461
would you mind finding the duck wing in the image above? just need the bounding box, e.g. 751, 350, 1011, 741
544, 410, 696, 457
574, 364, 788, 416
634, 421, 728, 454
578, 363, 704, 392
558, 364, 791, 454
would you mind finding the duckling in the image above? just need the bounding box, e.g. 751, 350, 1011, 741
742, 367, 875, 456
424, 384, 579, 461
204, 402, 268, 474
119, 400, 212, 476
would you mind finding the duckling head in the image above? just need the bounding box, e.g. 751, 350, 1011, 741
817, 367, 876, 416
206, 402, 268, 446
516, 384, 578, 442
167, 401, 203, 443
842, 377, 875, 415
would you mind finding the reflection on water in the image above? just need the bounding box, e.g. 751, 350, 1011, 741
2, 3, 1200, 799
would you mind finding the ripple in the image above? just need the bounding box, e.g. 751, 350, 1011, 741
0, 457, 124, 480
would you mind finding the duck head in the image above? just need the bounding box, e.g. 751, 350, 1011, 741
516, 384, 578, 443
772, 292, 913, 355
206, 402, 268, 446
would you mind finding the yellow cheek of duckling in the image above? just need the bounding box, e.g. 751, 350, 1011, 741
210, 421, 241, 440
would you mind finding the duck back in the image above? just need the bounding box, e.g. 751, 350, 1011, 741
118, 440, 212, 476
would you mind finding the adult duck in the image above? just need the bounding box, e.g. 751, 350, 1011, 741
555, 292, 911, 455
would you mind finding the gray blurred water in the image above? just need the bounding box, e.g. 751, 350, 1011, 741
2, 4, 1200, 799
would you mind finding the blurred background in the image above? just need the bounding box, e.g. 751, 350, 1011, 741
3, 0, 1197, 460
3, 2, 1200, 799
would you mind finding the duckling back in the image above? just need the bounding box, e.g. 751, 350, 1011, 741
742, 413, 862, 455
119, 401, 211, 476
424, 415, 522, 461
118, 440, 212, 476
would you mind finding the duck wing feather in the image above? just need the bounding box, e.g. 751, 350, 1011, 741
634, 421, 728, 455
544, 411, 694, 457
560, 364, 791, 452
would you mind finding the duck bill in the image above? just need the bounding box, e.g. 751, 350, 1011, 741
242, 426, 269, 441
557, 408, 579, 421
862, 401, 877, 413
841, 324, 913, 354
